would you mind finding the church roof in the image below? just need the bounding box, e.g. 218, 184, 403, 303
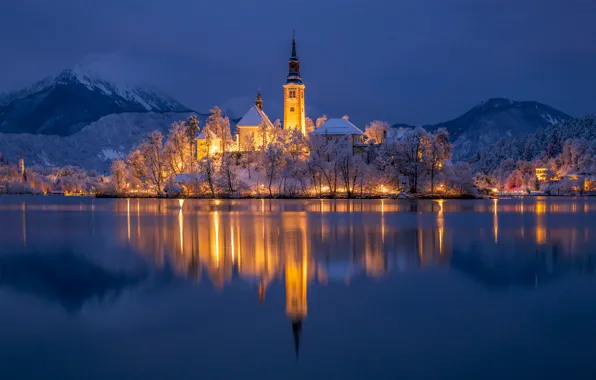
237, 105, 273, 128
311, 118, 364, 136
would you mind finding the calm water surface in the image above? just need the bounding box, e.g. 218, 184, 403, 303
1, 196, 596, 379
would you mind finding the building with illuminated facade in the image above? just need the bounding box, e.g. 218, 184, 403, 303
236, 35, 306, 152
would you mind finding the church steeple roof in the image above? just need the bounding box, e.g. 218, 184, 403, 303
291, 31, 298, 60
255, 89, 263, 110
286, 33, 303, 85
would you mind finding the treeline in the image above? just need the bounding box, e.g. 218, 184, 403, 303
108, 109, 475, 198
470, 115, 596, 192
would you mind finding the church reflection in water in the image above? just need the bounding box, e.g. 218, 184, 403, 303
109, 198, 596, 356
111, 199, 455, 356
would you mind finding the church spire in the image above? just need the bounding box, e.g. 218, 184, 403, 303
255, 89, 263, 110
291, 31, 297, 59
286, 33, 302, 84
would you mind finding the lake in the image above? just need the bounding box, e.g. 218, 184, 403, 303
1, 196, 596, 379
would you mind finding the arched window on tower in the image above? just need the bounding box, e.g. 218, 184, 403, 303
290, 107, 295, 112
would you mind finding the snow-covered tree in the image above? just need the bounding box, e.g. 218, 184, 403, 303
425, 128, 451, 194
163, 121, 189, 175
315, 115, 328, 128
364, 120, 390, 144
263, 143, 284, 197
305, 117, 316, 134
337, 142, 365, 198
204, 106, 232, 154
284, 128, 308, 161
139, 131, 167, 196
111, 159, 127, 192
444, 162, 475, 196
186, 114, 200, 162
198, 156, 218, 198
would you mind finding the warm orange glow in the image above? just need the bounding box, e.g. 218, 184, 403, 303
493, 198, 498, 243
127, 198, 131, 242
437, 200, 444, 254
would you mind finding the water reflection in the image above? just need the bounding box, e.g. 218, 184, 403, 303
2, 197, 596, 378
2, 198, 596, 346
112, 198, 596, 301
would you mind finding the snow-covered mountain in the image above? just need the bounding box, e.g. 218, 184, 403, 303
392, 98, 571, 159
0, 66, 192, 136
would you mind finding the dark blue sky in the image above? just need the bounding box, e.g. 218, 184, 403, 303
1, 0, 595, 126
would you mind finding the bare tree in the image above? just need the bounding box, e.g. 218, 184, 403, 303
139, 131, 167, 196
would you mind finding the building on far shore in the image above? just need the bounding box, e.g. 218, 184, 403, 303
310, 118, 365, 154
234, 34, 306, 153
201, 34, 369, 158
236, 90, 274, 151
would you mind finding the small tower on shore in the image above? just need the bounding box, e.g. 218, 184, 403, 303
18, 153, 26, 182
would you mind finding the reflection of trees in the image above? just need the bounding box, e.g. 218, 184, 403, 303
118, 200, 452, 289
115, 198, 596, 291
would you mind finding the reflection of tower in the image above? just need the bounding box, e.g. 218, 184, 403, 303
286, 258, 307, 358
284, 212, 308, 358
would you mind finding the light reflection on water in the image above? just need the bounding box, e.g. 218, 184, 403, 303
1, 196, 596, 379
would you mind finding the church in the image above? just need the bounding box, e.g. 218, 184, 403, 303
236, 34, 307, 150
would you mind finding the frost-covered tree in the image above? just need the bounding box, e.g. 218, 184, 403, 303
263, 143, 284, 197
198, 156, 218, 198
425, 128, 451, 194
139, 131, 167, 196
399, 127, 429, 193
163, 121, 189, 175
204, 106, 232, 154
111, 159, 127, 192
364, 120, 390, 144
337, 143, 365, 198
284, 128, 308, 161
305, 117, 316, 134
444, 162, 475, 196
186, 114, 200, 162
218, 154, 236, 195
315, 115, 328, 128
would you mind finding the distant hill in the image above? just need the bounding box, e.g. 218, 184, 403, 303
0, 111, 205, 172
392, 98, 571, 159
468, 114, 596, 173
0, 66, 193, 136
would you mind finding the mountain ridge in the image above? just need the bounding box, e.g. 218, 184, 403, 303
391, 98, 572, 159
0, 66, 193, 136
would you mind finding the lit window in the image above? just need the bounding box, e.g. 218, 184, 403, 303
289, 90, 296, 98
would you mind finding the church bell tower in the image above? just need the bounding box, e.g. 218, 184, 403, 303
283, 33, 306, 136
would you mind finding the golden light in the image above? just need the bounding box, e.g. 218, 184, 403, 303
178, 199, 185, 208
493, 198, 498, 244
